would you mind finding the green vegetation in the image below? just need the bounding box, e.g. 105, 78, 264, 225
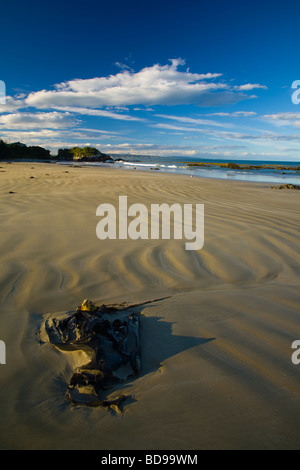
57, 146, 113, 162
0, 139, 50, 160
270, 184, 300, 190
0, 140, 113, 163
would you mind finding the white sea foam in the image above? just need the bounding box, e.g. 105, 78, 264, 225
75, 158, 300, 184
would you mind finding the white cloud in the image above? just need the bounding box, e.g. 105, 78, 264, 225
98, 142, 284, 159
155, 114, 231, 127
52, 106, 146, 121
234, 84, 268, 91
114, 62, 135, 72
207, 111, 257, 117
0, 129, 64, 143
0, 96, 27, 113
151, 123, 208, 133
214, 130, 300, 142
133, 107, 155, 112
0, 111, 80, 129
0, 127, 119, 148
25, 59, 264, 109
75, 127, 119, 134
102, 142, 198, 156
262, 112, 300, 128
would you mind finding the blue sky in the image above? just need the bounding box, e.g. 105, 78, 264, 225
1, 0, 300, 161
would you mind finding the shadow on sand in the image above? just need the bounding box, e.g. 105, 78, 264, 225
39, 296, 215, 413
122, 297, 215, 378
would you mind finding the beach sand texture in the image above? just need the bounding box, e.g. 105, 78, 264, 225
0, 162, 300, 449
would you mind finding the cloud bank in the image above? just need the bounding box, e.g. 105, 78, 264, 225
0, 111, 80, 129
25, 59, 264, 109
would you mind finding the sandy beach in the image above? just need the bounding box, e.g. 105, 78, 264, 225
0, 161, 300, 450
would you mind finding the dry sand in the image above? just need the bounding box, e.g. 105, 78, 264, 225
0, 161, 300, 450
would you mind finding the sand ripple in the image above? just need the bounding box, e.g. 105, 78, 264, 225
0, 163, 300, 449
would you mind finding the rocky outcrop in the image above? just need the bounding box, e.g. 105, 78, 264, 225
57, 146, 114, 163
270, 184, 300, 190
74, 154, 114, 163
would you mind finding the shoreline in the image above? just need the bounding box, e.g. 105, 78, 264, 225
185, 160, 300, 171
2, 156, 300, 186
0, 160, 298, 188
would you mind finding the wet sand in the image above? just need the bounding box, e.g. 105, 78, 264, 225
0, 161, 300, 449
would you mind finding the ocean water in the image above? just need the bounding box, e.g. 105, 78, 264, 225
77, 155, 300, 185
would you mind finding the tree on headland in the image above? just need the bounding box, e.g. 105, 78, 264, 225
0, 139, 50, 160
57, 148, 74, 161
0, 139, 113, 162
57, 146, 113, 162
10, 143, 50, 159
0, 139, 11, 159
